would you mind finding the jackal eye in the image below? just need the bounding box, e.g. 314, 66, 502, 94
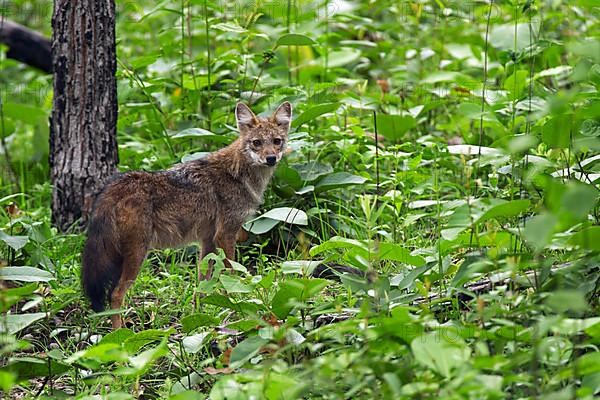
273, 138, 282, 146
252, 139, 262, 147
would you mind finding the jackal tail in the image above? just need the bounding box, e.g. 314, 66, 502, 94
81, 212, 123, 312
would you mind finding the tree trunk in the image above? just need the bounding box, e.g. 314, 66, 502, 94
50, 0, 119, 232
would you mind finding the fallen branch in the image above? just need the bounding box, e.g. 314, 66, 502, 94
0, 19, 52, 73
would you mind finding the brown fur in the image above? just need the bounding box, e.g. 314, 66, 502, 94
81, 102, 292, 328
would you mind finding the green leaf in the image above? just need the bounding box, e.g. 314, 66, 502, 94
580, 119, 600, 137
0, 231, 29, 251
447, 145, 502, 156
243, 217, 279, 235
327, 48, 361, 68
545, 290, 589, 313
489, 23, 538, 51
200, 294, 246, 313
281, 260, 322, 275
100, 328, 135, 345
411, 332, 471, 378
6, 357, 70, 380
271, 278, 328, 319
376, 114, 416, 141
3, 102, 47, 122
229, 335, 268, 367
182, 333, 210, 354
569, 226, 600, 251
0, 313, 46, 334
124, 329, 171, 353
314, 172, 367, 193
377, 243, 426, 266
0, 267, 54, 282
504, 70, 529, 99
219, 275, 254, 293
542, 115, 572, 148
309, 236, 367, 257
181, 313, 220, 333
257, 207, 308, 225
476, 199, 530, 224
244, 207, 308, 234
125, 339, 168, 375
212, 22, 246, 33
171, 128, 228, 142
292, 103, 340, 128
291, 162, 333, 182
523, 212, 557, 252
275, 33, 316, 47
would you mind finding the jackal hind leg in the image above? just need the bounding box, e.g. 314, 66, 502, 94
199, 226, 217, 280
110, 245, 147, 329
214, 220, 238, 271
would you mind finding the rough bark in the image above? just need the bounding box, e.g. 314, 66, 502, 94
0, 19, 52, 73
50, 0, 119, 232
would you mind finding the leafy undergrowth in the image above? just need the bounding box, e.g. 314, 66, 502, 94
1, 0, 600, 399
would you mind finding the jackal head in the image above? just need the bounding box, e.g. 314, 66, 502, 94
235, 102, 292, 167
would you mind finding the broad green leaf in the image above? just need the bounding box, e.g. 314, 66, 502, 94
182, 333, 211, 354
393, 264, 435, 290
124, 329, 171, 353
504, 70, 529, 99
421, 71, 472, 85
411, 332, 471, 378
243, 217, 279, 234
314, 172, 367, 193
219, 275, 254, 293
489, 23, 538, 51
523, 212, 557, 252
100, 328, 135, 345
0, 283, 38, 312
181, 313, 220, 333
3, 102, 47, 122
0, 231, 29, 251
125, 339, 168, 375
257, 207, 308, 225
292, 103, 340, 128
376, 114, 416, 141
552, 317, 600, 336
545, 290, 589, 313
5, 357, 70, 380
171, 128, 227, 142
476, 199, 530, 224
538, 336, 573, 367
327, 48, 361, 67
0, 313, 46, 334
580, 119, 600, 137
447, 145, 502, 156
0, 266, 54, 282
291, 162, 333, 181
212, 22, 246, 33
244, 207, 307, 234
271, 278, 328, 319
535, 65, 572, 79
309, 236, 367, 257
569, 226, 600, 251
276, 33, 316, 47
229, 335, 269, 366
377, 243, 426, 266
542, 115, 572, 148
281, 260, 322, 275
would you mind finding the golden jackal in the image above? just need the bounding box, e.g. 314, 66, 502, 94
81, 102, 292, 328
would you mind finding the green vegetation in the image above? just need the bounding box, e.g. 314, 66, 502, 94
1, 0, 600, 398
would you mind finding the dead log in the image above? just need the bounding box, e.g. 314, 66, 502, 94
0, 19, 52, 73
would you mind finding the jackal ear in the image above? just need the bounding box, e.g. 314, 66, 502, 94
235, 102, 258, 132
272, 102, 292, 131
